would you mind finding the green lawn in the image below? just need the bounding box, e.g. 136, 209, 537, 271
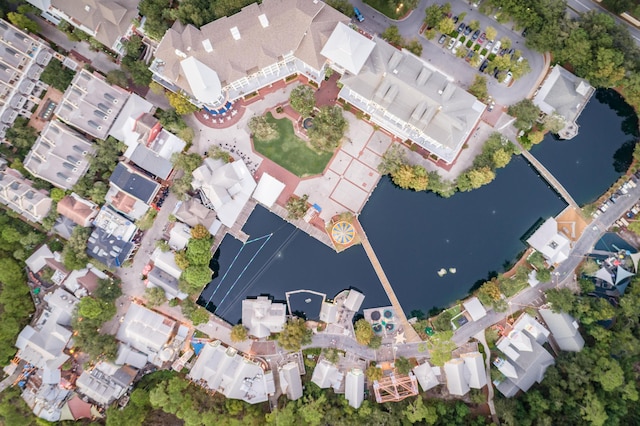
253, 113, 333, 177
363, 0, 405, 19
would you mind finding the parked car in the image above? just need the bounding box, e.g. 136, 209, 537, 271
453, 15, 459, 23
452, 40, 463, 54
478, 33, 486, 44
522, 27, 528, 36
465, 50, 475, 62
447, 37, 456, 49
479, 60, 489, 72
491, 40, 501, 54
517, 56, 524, 63
457, 22, 465, 33
471, 29, 480, 41
486, 40, 494, 51
438, 34, 447, 44
354, 7, 364, 22
464, 25, 472, 36
503, 71, 513, 84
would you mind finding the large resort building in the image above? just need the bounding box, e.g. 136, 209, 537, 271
150, 0, 484, 165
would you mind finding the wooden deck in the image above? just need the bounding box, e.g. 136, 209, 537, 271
355, 220, 421, 343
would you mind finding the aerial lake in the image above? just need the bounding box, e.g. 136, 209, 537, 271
199, 89, 637, 324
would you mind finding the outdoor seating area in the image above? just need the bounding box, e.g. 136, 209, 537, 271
195, 100, 246, 129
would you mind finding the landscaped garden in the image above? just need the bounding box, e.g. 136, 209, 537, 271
252, 112, 333, 177
364, 0, 418, 19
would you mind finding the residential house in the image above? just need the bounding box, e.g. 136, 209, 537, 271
589, 253, 635, 299
330, 24, 485, 165
150, 248, 183, 280
345, 368, 364, 409
311, 359, 343, 391
15, 288, 77, 369
75, 362, 137, 406
86, 205, 137, 268
0, 19, 52, 138
56, 69, 129, 140
115, 303, 176, 366
539, 308, 585, 352
191, 157, 256, 228
279, 361, 303, 401
493, 314, 555, 397
59, 393, 97, 422
25, 244, 68, 286
24, 121, 95, 190
463, 297, 487, 321
0, 168, 52, 222
28, 0, 140, 54
168, 222, 191, 251
175, 198, 222, 235
412, 362, 440, 392
443, 351, 486, 396
56, 193, 99, 227
241, 296, 286, 339
109, 162, 160, 206
526, 217, 571, 266
532, 65, 595, 139
63, 266, 107, 298
188, 340, 276, 404
150, 0, 348, 110
109, 94, 186, 180
147, 265, 188, 301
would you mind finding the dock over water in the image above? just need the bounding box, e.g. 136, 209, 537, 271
355, 220, 422, 343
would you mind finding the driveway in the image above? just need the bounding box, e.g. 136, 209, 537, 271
349, 0, 546, 105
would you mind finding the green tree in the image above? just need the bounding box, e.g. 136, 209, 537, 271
285, 194, 309, 219
394, 356, 412, 375
536, 268, 551, 282
289, 85, 316, 116
95, 278, 122, 303
185, 238, 214, 265
467, 75, 488, 100
508, 99, 540, 131
500, 36, 512, 49
231, 324, 248, 342
77, 297, 115, 322
62, 226, 91, 270
469, 20, 480, 31
485, 26, 497, 41
139, 0, 172, 40
492, 148, 512, 168
182, 265, 213, 291
106, 69, 129, 88
403, 397, 438, 425
381, 25, 404, 46
167, 91, 199, 115
7, 12, 39, 33
432, 310, 453, 332
40, 59, 76, 91
545, 288, 576, 313
325, 0, 352, 15
427, 330, 456, 366
378, 145, 407, 175
438, 17, 455, 35
171, 152, 202, 173
543, 112, 566, 133
145, 286, 166, 306
249, 115, 279, 141
354, 318, 374, 345
5, 117, 38, 152
404, 38, 423, 56
190, 224, 211, 240
424, 4, 443, 29
278, 318, 312, 351
366, 365, 383, 382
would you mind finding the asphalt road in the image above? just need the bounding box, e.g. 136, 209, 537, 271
453, 177, 640, 345
350, 0, 546, 105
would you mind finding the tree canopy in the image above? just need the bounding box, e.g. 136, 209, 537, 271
278, 318, 312, 351
308, 106, 348, 152
39, 59, 76, 91
289, 85, 316, 117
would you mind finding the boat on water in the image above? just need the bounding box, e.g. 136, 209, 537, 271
437, 268, 447, 277
449, 268, 457, 274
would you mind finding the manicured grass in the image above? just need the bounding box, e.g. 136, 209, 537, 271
363, 0, 406, 19
253, 112, 333, 177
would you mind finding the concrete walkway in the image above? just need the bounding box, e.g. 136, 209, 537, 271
356, 220, 421, 343
474, 330, 499, 425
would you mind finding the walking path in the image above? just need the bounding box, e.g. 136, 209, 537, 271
355, 221, 421, 343
474, 331, 499, 425
518, 143, 581, 211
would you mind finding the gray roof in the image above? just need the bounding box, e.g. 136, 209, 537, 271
56, 69, 129, 140
175, 198, 219, 230
533, 66, 594, 122
539, 308, 585, 352
129, 145, 173, 180
338, 37, 485, 163
116, 304, 175, 356
152, 0, 348, 104
0, 168, 52, 222
147, 266, 187, 300
109, 162, 160, 204
51, 0, 139, 50
86, 226, 134, 268
24, 121, 95, 190
321, 22, 375, 75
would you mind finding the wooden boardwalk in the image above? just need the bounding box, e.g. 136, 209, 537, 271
519, 148, 580, 211
355, 221, 422, 343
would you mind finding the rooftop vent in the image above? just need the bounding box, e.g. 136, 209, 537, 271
258, 14, 269, 28
202, 39, 213, 53
174, 49, 187, 59
230, 26, 241, 41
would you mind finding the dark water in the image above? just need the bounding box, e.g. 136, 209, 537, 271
530, 89, 639, 206
199, 89, 636, 324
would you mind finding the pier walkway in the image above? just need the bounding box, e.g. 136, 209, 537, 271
519, 147, 580, 211
355, 221, 422, 343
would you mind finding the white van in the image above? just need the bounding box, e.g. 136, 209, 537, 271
491, 40, 501, 55
452, 40, 463, 54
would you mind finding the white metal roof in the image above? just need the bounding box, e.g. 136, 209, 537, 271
252, 173, 285, 208
321, 22, 375, 75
